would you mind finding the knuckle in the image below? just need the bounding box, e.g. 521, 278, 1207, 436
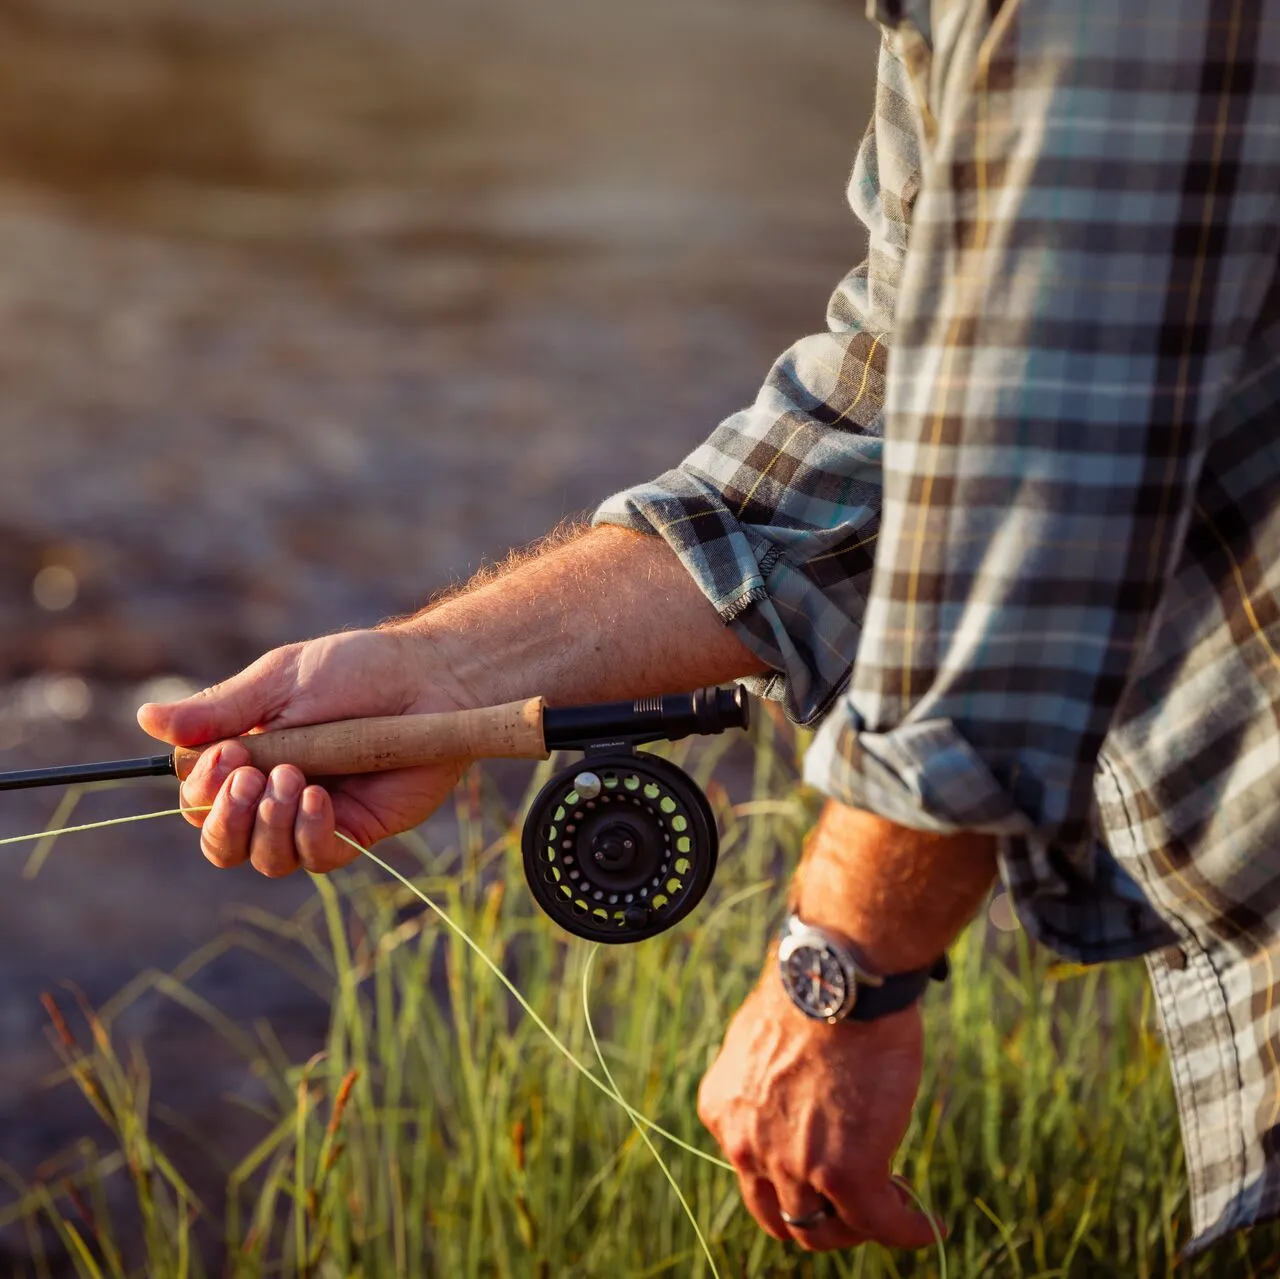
179, 780, 209, 812
809, 1165, 845, 1199
258, 792, 298, 830
758, 1215, 788, 1243
200, 828, 238, 869
180, 801, 208, 829
251, 851, 297, 879
300, 840, 344, 876
696, 1074, 724, 1125
250, 822, 300, 879
257, 798, 286, 828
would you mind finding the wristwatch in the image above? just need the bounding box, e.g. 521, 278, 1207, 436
777, 913, 949, 1024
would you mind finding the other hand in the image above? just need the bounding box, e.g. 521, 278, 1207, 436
697, 971, 940, 1253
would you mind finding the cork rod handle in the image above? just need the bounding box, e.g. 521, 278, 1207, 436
171, 697, 548, 782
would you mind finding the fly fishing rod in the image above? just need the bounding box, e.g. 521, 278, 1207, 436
0, 686, 750, 943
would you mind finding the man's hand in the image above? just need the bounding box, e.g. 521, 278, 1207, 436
137, 627, 472, 877
697, 971, 939, 1252
698, 800, 996, 1252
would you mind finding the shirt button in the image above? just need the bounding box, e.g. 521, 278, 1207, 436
1160, 945, 1188, 972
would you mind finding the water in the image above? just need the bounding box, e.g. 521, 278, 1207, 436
0, 0, 877, 1266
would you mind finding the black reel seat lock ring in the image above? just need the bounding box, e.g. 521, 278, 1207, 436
522, 686, 749, 943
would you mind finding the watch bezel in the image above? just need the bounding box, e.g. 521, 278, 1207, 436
777, 914, 884, 1024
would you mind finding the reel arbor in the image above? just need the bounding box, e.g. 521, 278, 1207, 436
522, 749, 718, 943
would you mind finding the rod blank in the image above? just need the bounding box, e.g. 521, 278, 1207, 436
0, 755, 175, 792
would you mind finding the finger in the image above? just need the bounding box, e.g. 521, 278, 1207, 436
295, 786, 357, 875
178, 740, 251, 828
198, 767, 264, 868
888, 1178, 948, 1245
138, 646, 299, 746
248, 765, 306, 879
775, 1186, 868, 1253
830, 1177, 942, 1252
739, 1176, 789, 1242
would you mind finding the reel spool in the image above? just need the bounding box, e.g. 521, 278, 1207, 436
522, 750, 717, 943
522, 686, 748, 943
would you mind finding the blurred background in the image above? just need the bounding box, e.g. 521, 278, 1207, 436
0, 0, 877, 1263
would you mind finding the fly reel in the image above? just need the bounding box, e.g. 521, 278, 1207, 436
522, 686, 749, 943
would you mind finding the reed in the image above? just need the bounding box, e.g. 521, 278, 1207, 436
3, 713, 1279, 1277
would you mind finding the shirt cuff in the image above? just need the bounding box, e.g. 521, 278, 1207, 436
593, 469, 869, 724
803, 707, 1034, 834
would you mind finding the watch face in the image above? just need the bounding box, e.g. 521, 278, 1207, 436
780, 942, 851, 1020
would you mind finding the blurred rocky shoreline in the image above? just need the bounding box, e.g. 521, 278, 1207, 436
0, 0, 877, 1268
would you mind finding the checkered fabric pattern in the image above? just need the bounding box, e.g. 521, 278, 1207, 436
596, 0, 1280, 1251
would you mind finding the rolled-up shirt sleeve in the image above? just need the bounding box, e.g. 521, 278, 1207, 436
804, 1, 1280, 854
594, 38, 924, 724
593, 317, 886, 724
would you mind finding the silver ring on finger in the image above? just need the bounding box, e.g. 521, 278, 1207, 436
779, 1193, 835, 1230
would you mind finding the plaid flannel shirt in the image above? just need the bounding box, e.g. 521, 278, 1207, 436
595, 0, 1280, 1252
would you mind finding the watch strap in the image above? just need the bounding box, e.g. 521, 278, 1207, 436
846, 952, 949, 1021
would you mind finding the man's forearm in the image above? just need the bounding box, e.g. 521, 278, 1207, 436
395, 524, 771, 708
790, 800, 998, 974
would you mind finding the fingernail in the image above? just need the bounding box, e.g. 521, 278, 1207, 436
230, 770, 265, 806
268, 768, 303, 804
301, 788, 324, 819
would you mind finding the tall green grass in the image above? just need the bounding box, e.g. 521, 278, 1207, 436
4, 712, 1280, 1278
